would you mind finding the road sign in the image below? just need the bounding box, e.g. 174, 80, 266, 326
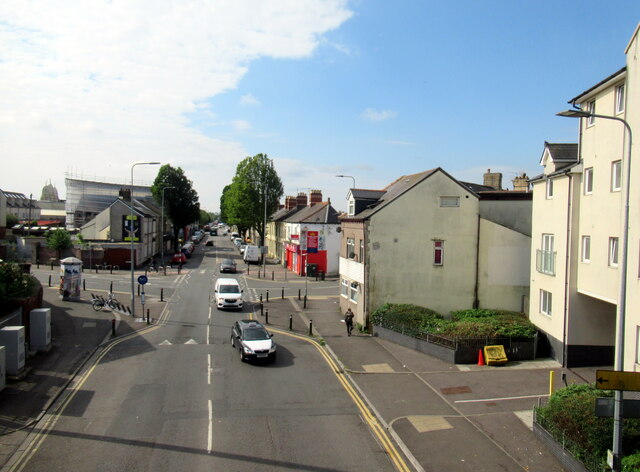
137, 275, 148, 285
596, 370, 640, 391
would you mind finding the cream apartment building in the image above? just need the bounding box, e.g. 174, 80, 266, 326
530, 23, 639, 370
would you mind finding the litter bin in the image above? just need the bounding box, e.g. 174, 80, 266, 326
306, 263, 318, 277
319, 271, 325, 281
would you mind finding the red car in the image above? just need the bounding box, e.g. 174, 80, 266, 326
171, 252, 187, 264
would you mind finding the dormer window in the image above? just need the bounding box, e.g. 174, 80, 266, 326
348, 198, 355, 216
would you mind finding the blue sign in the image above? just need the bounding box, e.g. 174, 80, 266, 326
137, 275, 148, 285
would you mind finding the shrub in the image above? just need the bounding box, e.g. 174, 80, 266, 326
371, 303, 445, 336
623, 452, 640, 471
0, 261, 37, 305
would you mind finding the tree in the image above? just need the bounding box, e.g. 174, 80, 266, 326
0, 261, 36, 307
151, 165, 200, 250
46, 228, 72, 259
222, 154, 284, 245
6, 214, 18, 228
199, 209, 213, 225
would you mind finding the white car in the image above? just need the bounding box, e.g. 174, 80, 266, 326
231, 319, 276, 362
214, 278, 243, 310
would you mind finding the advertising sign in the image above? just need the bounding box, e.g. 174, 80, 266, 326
123, 214, 141, 242
307, 231, 319, 254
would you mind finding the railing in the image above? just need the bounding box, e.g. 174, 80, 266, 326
536, 249, 556, 275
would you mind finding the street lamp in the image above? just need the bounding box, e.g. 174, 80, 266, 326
558, 109, 633, 470
336, 174, 356, 189
160, 186, 175, 268
130, 161, 161, 317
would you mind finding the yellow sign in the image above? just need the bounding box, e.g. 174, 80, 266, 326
596, 370, 640, 391
484, 345, 508, 366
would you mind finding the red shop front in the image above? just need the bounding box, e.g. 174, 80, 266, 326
284, 242, 327, 276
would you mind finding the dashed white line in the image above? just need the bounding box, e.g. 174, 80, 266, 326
207, 399, 213, 453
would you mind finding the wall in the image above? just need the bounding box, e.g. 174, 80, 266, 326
477, 219, 530, 312
338, 220, 366, 326
368, 171, 479, 316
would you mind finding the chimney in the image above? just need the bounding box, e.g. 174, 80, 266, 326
284, 195, 297, 210
310, 189, 322, 206
512, 173, 530, 192
296, 192, 308, 207
483, 169, 503, 190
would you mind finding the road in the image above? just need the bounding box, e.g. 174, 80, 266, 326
10, 235, 399, 472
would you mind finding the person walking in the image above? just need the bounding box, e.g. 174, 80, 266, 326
344, 308, 355, 336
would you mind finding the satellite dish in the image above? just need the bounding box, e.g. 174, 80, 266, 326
336, 227, 342, 233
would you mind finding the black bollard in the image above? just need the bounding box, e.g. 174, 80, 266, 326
289, 314, 293, 331
163, 265, 167, 275
137, 284, 140, 296
257, 269, 260, 279
298, 288, 301, 300
37, 260, 40, 269
48, 275, 51, 287
161, 288, 164, 302
303, 294, 307, 309
51, 262, 54, 270
110, 281, 113, 293
265, 309, 269, 325
309, 320, 313, 336
259, 294, 263, 304
260, 302, 264, 317
266, 290, 269, 303
112, 319, 116, 336
247, 264, 250, 275
110, 266, 113, 274
271, 271, 274, 281
147, 308, 150, 325
83, 279, 86, 291
281, 287, 284, 299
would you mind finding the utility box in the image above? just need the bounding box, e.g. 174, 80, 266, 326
0, 326, 26, 376
30, 308, 52, 352
0, 347, 5, 392
483, 345, 508, 366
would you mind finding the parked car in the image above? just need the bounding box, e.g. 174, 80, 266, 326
214, 278, 243, 310
233, 238, 242, 247
171, 252, 187, 265
231, 319, 276, 362
181, 242, 194, 257
220, 259, 237, 273
239, 242, 247, 254
230, 232, 239, 240
243, 245, 261, 263
210, 228, 218, 236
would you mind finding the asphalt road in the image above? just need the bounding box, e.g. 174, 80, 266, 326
14, 236, 397, 472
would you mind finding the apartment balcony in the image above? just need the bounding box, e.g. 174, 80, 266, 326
536, 249, 556, 276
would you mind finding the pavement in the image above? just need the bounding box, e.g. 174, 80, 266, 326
0, 259, 604, 471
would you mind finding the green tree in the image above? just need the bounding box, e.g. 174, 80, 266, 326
151, 165, 200, 250
46, 228, 72, 259
6, 213, 18, 228
0, 262, 36, 306
219, 184, 231, 224
223, 154, 284, 245
199, 209, 213, 225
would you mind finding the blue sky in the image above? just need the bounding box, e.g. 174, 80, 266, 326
1, 1, 639, 212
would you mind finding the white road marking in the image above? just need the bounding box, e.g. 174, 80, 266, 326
454, 393, 548, 404
184, 338, 198, 344
207, 399, 213, 454
206, 325, 210, 344
208, 306, 211, 321
208, 353, 211, 385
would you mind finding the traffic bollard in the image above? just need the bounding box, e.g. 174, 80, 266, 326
265, 309, 269, 325
259, 294, 263, 304
83, 279, 86, 291
37, 260, 40, 269
95, 266, 98, 274
112, 319, 116, 336
289, 314, 293, 331
266, 290, 269, 303
271, 271, 274, 281
303, 295, 307, 309
51, 261, 54, 270
137, 284, 140, 296
48, 275, 51, 287
110, 281, 113, 293
258, 270, 261, 279
309, 320, 313, 336
247, 264, 250, 275
161, 288, 164, 302
281, 287, 284, 299
260, 303, 264, 317
298, 289, 301, 300
110, 266, 113, 274
147, 308, 150, 325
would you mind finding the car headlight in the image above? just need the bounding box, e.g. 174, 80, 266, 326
242, 344, 254, 354
269, 344, 276, 353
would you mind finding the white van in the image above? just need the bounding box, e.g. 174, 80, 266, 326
243, 245, 261, 263
214, 278, 243, 310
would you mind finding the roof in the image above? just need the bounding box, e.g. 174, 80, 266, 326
285, 202, 340, 224
270, 206, 302, 222
460, 182, 495, 193
349, 189, 386, 200
568, 67, 626, 105
539, 142, 579, 169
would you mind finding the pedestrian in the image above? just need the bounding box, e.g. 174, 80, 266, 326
344, 308, 355, 336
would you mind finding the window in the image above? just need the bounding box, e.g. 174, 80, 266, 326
359, 239, 364, 263
536, 234, 556, 275
439, 196, 460, 207
586, 100, 596, 126
348, 199, 355, 216
584, 167, 593, 194
581, 236, 591, 262
546, 179, 554, 199
341, 278, 349, 297
611, 160, 622, 192
433, 240, 444, 265
349, 282, 359, 302
540, 290, 552, 316
609, 237, 619, 267
346, 238, 355, 258
616, 84, 625, 114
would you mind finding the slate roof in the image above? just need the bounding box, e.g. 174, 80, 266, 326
270, 206, 302, 222
542, 142, 579, 164
350, 189, 386, 200
285, 202, 340, 224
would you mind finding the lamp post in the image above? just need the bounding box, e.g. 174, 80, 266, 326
161, 186, 175, 268
558, 109, 633, 471
130, 162, 160, 317
336, 174, 356, 189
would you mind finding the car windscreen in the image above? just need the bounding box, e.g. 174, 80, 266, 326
243, 328, 270, 341
222, 260, 234, 265
219, 284, 239, 293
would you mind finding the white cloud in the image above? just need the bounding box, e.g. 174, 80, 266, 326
240, 93, 260, 106
361, 108, 398, 122
232, 119, 252, 131
0, 1, 353, 211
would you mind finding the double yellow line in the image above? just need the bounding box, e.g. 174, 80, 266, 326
270, 327, 411, 472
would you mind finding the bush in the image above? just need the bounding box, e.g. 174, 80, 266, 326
538, 384, 640, 462
371, 303, 445, 337
623, 452, 640, 471
0, 261, 37, 305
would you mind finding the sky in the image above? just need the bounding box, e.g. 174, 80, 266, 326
2, 1, 640, 213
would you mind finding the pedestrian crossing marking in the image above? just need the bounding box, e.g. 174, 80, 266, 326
159, 340, 172, 345
407, 415, 453, 433
185, 338, 198, 344
362, 363, 395, 373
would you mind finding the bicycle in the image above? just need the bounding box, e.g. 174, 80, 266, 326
91, 292, 119, 311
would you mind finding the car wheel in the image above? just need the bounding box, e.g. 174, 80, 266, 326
230, 335, 235, 348
239, 348, 245, 362
270, 352, 277, 363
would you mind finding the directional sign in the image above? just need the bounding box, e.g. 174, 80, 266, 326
137, 275, 148, 285
596, 370, 640, 391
